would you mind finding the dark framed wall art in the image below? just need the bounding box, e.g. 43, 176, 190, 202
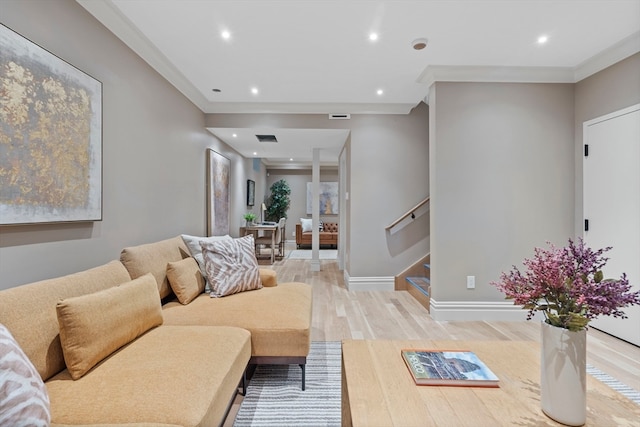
0, 24, 102, 225
247, 179, 255, 206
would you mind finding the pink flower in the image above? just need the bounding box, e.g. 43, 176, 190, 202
491, 238, 640, 331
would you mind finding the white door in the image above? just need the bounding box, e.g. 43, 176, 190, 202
583, 104, 640, 346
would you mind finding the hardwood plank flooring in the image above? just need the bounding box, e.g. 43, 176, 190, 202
225, 250, 639, 426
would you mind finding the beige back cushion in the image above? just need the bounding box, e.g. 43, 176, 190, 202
166, 257, 205, 304
0, 261, 131, 381
120, 236, 190, 299
56, 273, 163, 380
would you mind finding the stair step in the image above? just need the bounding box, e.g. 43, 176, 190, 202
406, 276, 430, 297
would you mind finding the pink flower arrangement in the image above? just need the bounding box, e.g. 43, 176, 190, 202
492, 238, 640, 331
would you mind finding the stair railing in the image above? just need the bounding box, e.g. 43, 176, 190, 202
385, 196, 430, 232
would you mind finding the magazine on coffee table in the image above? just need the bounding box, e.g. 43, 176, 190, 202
401, 349, 499, 387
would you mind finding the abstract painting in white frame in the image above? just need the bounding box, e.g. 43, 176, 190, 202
306, 182, 339, 215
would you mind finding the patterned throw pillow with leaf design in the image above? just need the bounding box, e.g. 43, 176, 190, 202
200, 234, 262, 297
0, 324, 51, 427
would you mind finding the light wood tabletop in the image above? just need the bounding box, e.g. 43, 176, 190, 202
341, 340, 640, 427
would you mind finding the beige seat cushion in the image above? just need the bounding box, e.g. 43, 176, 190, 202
162, 282, 311, 357
46, 326, 250, 427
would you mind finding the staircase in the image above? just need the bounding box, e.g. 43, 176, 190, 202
394, 254, 430, 312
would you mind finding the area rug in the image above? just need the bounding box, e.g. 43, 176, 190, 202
233, 341, 341, 427
287, 250, 337, 260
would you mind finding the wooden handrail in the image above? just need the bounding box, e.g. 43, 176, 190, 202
385, 196, 430, 231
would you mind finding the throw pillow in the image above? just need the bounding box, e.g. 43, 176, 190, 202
0, 324, 50, 427
300, 218, 313, 232
56, 273, 163, 380
181, 234, 232, 292
166, 257, 205, 304
319, 220, 324, 231
200, 235, 262, 297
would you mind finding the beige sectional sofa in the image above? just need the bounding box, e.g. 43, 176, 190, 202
0, 235, 312, 427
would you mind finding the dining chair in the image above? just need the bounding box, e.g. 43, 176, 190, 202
255, 218, 286, 259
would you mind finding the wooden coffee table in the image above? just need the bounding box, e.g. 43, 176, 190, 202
341, 340, 640, 426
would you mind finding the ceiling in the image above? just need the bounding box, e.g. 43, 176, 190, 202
77, 0, 640, 167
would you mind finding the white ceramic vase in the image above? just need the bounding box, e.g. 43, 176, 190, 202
540, 321, 587, 426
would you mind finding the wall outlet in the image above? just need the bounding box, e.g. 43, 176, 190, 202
466, 276, 475, 289
292, 231, 296, 237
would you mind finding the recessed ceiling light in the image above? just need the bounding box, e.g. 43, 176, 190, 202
253, 152, 257, 156
377, 89, 384, 95
411, 38, 428, 50
537, 35, 549, 44
232, 133, 237, 138
251, 87, 259, 95
369, 33, 378, 41
290, 158, 293, 161
221, 30, 231, 40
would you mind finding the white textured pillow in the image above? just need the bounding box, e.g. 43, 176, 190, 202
200, 235, 262, 297
181, 234, 232, 292
300, 218, 312, 232
0, 324, 51, 427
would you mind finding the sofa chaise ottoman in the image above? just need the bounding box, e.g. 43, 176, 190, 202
119, 236, 313, 389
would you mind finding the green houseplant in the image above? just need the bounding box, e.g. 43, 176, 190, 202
265, 179, 291, 222
243, 212, 256, 226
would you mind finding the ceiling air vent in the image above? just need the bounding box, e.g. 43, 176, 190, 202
255, 134, 278, 142
329, 113, 351, 120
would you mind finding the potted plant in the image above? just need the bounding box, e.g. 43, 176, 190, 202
265, 179, 291, 222
243, 212, 256, 226
492, 238, 640, 426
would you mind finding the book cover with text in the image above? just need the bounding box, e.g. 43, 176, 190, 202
401, 349, 499, 387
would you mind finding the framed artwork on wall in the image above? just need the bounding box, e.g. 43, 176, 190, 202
247, 179, 255, 206
0, 24, 103, 225
306, 182, 339, 215
206, 149, 230, 236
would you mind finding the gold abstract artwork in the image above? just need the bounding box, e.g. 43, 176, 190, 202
0, 24, 101, 224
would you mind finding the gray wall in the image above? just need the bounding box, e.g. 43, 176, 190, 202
265, 169, 339, 241
429, 82, 575, 303
574, 53, 640, 236
0, 0, 260, 289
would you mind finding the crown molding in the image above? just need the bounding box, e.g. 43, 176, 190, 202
573, 31, 640, 82
200, 102, 416, 115
419, 32, 640, 91
418, 65, 575, 89
77, 0, 211, 112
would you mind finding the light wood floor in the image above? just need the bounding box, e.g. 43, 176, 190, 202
225, 252, 640, 425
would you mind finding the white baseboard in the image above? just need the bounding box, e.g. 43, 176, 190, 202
344, 273, 395, 291
429, 299, 530, 321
